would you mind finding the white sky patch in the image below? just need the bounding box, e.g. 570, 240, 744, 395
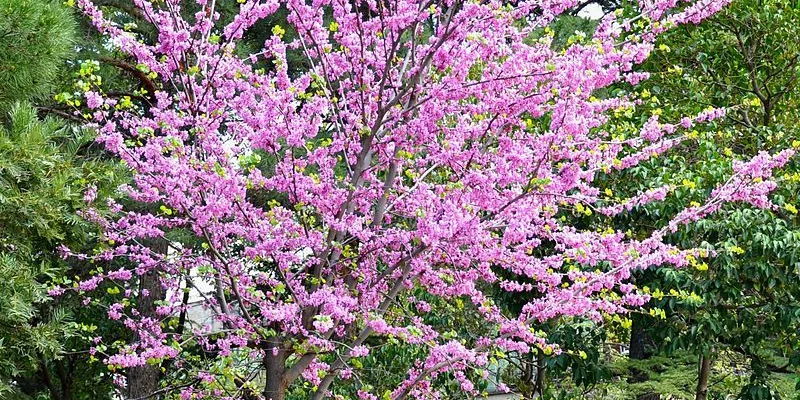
577, 3, 604, 20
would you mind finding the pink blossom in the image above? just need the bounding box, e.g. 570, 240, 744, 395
85, 91, 104, 109
349, 345, 370, 358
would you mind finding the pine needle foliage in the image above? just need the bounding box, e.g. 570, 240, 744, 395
0, 0, 76, 107
0, 103, 121, 397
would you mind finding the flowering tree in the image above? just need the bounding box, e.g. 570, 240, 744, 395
58, 0, 795, 398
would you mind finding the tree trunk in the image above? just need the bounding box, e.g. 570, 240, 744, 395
533, 348, 546, 395
56, 358, 73, 400
629, 315, 660, 400
38, 356, 63, 400
128, 239, 167, 400
520, 351, 535, 398
695, 354, 711, 400
263, 338, 288, 400
629, 314, 655, 360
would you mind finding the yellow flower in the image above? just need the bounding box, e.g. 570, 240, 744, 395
728, 246, 745, 255
271, 25, 286, 38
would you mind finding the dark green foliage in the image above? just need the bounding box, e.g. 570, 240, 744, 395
0, 0, 76, 107
0, 103, 123, 399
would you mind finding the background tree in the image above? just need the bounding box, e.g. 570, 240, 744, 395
0, 104, 123, 399
590, 0, 800, 398
0, 1, 125, 399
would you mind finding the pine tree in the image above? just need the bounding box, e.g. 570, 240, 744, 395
0, 0, 76, 108
0, 104, 84, 397
0, 1, 124, 398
